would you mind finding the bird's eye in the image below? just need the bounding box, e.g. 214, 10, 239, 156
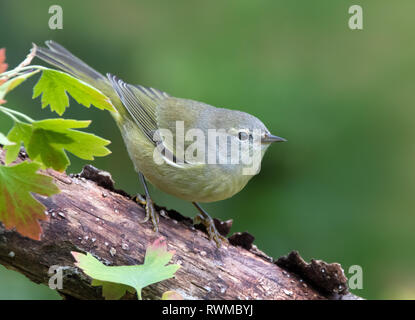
238, 131, 249, 141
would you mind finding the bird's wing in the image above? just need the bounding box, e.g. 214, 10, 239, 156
107, 74, 170, 145
156, 98, 216, 166
107, 75, 198, 167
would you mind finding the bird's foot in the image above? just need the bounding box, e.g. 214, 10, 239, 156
133, 194, 159, 233
194, 213, 228, 248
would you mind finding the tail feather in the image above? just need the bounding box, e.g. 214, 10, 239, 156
34, 41, 111, 96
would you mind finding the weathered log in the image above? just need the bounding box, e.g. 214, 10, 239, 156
0, 148, 360, 300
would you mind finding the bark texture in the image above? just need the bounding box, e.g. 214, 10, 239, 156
0, 148, 361, 300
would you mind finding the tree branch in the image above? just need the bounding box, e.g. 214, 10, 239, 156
0, 148, 361, 300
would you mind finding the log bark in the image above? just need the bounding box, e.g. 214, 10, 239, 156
0, 148, 361, 300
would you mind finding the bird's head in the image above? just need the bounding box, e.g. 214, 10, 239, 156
207, 108, 286, 175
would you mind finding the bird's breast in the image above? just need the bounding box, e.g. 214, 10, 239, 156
117, 117, 255, 203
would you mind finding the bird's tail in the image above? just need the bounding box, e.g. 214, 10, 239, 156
34, 41, 117, 101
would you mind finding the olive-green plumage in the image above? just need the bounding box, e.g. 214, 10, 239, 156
34, 41, 285, 245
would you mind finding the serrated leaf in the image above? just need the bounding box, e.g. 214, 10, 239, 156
27, 128, 72, 171
0, 161, 60, 240
5, 119, 111, 171
32, 69, 115, 115
0, 132, 14, 146
72, 238, 180, 300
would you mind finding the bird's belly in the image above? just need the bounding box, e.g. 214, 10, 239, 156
147, 164, 252, 203
147, 165, 252, 202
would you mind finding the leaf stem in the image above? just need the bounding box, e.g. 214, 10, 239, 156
0, 65, 46, 79
0, 106, 34, 123
0, 106, 20, 123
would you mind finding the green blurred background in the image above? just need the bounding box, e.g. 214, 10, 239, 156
1, 0, 414, 299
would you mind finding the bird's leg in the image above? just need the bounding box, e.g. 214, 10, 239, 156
192, 202, 228, 248
133, 173, 159, 233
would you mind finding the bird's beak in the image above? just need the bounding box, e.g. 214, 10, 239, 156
261, 133, 287, 143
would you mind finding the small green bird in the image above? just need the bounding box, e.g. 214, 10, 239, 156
34, 41, 286, 246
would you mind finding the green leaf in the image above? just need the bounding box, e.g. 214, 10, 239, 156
0, 161, 60, 240
33, 69, 115, 116
5, 119, 111, 171
72, 238, 180, 300
0, 132, 14, 146
27, 127, 72, 171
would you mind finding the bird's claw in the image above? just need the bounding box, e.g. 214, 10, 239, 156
194, 213, 228, 248
133, 194, 159, 233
